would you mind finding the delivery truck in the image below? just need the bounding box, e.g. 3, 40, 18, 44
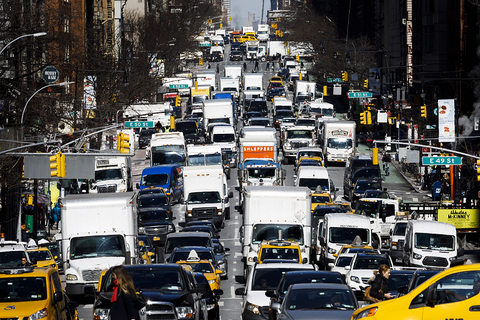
321, 120, 356, 166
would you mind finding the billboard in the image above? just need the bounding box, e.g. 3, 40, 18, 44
438, 208, 480, 229
438, 99, 455, 142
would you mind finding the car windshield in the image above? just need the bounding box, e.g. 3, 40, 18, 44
353, 256, 391, 269
260, 247, 299, 262
165, 237, 211, 254
335, 256, 353, 268
329, 227, 370, 245
187, 192, 221, 204
414, 233, 455, 251
388, 273, 414, 293
353, 169, 380, 181
27, 250, 53, 261
0, 251, 28, 268
298, 151, 322, 159
95, 169, 123, 181
138, 196, 169, 207
393, 223, 407, 236
127, 269, 185, 291
141, 173, 168, 186
171, 251, 215, 263
188, 154, 222, 166
213, 133, 235, 143
287, 130, 313, 139
71, 235, 125, 259
276, 111, 294, 119
252, 224, 304, 245
299, 178, 329, 191
0, 277, 47, 302
286, 288, 355, 310
280, 275, 344, 294
247, 168, 276, 179
250, 119, 270, 126
356, 181, 381, 191
139, 210, 171, 222
252, 268, 298, 290
312, 195, 331, 204
327, 138, 352, 149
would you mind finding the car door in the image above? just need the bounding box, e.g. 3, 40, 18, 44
51, 271, 66, 320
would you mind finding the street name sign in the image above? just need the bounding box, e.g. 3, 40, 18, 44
348, 92, 372, 98
327, 78, 343, 83
125, 121, 154, 128
422, 156, 462, 166
42, 66, 59, 84
169, 84, 189, 89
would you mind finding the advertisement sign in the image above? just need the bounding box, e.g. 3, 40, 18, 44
242, 146, 275, 161
84, 76, 96, 109
438, 99, 455, 142
438, 209, 480, 229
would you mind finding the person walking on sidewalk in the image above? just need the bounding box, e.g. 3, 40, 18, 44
382, 152, 391, 176
254, 59, 259, 71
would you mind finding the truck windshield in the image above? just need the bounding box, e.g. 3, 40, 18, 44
188, 154, 222, 166
310, 107, 333, 117
287, 130, 313, 139
152, 150, 185, 166
193, 96, 205, 104
414, 233, 455, 251
329, 227, 369, 245
327, 138, 352, 149
248, 168, 276, 179
252, 224, 304, 245
223, 87, 238, 92
187, 191, 221, 204
95, 168, 123, 181
213, 133, 235, 143
0, 277, 47, 302
70, 235, 125, 260
0, 251, 28, 268
260, 248, 299, 262
142, 174, 169, 186
299, 178, 329, 191
393, 223, 407, 236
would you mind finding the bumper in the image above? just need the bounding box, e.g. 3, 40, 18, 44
241, 306, 268, 320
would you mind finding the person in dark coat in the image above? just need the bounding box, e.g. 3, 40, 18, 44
110, 265, 140, 320
369, 264, 394, 301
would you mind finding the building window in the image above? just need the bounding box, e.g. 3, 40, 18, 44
64, 45, 70, 63
64, 17, 70, 33
64, 76, 71, 94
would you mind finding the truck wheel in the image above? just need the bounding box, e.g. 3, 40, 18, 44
261, 57, 266, 62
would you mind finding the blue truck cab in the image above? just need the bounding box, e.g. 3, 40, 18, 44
137, 164, 183, 203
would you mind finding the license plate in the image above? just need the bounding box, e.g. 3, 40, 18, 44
153, 237, 160, 241
94, 283, 98, 289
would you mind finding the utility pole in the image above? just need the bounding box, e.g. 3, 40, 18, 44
261, 0, 265, 24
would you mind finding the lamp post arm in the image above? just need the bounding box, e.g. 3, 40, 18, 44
0, 32, 47, 56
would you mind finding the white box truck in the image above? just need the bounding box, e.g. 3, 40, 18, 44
219, 77, 240, 101
267, 41, 287, 59
203, 99, 234, 138
246, 40, 266, 61
317, 213, 373, 267
322, 121, 356, 166
295, 80, 316, 105
196, 70, 217, 91
183, 165, 233, 226
243, 73, 263, 91
89, 155, 133, 193
257, 24, 269, 41
282, 126, 317, 164
60, 192, 138, 295
403, 220, 463, 269
150, 132, 186, 167
224, 65, 242, 79
240, 186, 312, 275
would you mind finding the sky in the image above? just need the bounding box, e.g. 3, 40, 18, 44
230, 0, 270, 30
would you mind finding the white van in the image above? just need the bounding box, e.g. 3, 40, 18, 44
317, 213, 372, 268
294, 166, 337, 200
403, 220, 463, 269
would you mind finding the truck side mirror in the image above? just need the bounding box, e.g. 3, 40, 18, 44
457, 247, 464, 257
320, 238, 326, 246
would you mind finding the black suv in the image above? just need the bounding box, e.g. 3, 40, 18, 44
138, 207, 176, 247
343, 154, 381, 201
176, 120, 201, 144
92, 264, 211, 320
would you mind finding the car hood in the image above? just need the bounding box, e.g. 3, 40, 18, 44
246, 290, 270, 307
139, 221, 174, 227
140, 290, 192, 303
285, 309, 354, 320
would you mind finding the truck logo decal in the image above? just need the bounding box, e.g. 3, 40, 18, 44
243, 146, 274, 152
330, 129, 351, 137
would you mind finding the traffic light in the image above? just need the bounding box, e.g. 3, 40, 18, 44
49, 152, 66, 177
366, 111, 372, 125
296, 54, 300, 62
477, 160, 480, 181
364, 79, 369, 88
360, 111, 366, 124
199, 58, 203, 66
175, 95, 181, 107
117, 132, 130, 154
342, 72, 348, 82
421, 104, 427, 118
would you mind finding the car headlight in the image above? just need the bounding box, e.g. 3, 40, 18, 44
354, 307, 378, 319
284, 143, 291, 150
350, 275, 360, 283
66, 274, 78, 281
176, 306, 194, 319
93, 308, 110, 320
413, 253, 422, 260
327, 247, 336, 254
246, 301, 260, 314
449, 256, 456, 261
29, 308, 48, 320
208, 279, 216, 285
207, 303, 216, 311
168, 224, 175, 232
138, 227, 145, 234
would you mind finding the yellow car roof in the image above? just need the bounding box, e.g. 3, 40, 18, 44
259, 240, 300, 249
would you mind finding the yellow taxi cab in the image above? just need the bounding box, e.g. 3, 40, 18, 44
351, 263, 480, 320
0, 266, 77, 320
269, 76, 284, 85
176, 250, 222, 290
245, 32, 256, 38
27, 247, 58, 271
340, 202, 354, 213
311, 192, 333, 213
235, 35, 258, 43
333, 243, 375, 260
255, 239, 305, 264
138, 240, 154, 264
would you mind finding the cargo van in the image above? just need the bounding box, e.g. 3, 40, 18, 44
295, 166, 337, 200
137, 164, 183, 203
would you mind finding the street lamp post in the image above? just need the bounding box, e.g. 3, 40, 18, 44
21, 81, 74, 126
0, 32, 47, 56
